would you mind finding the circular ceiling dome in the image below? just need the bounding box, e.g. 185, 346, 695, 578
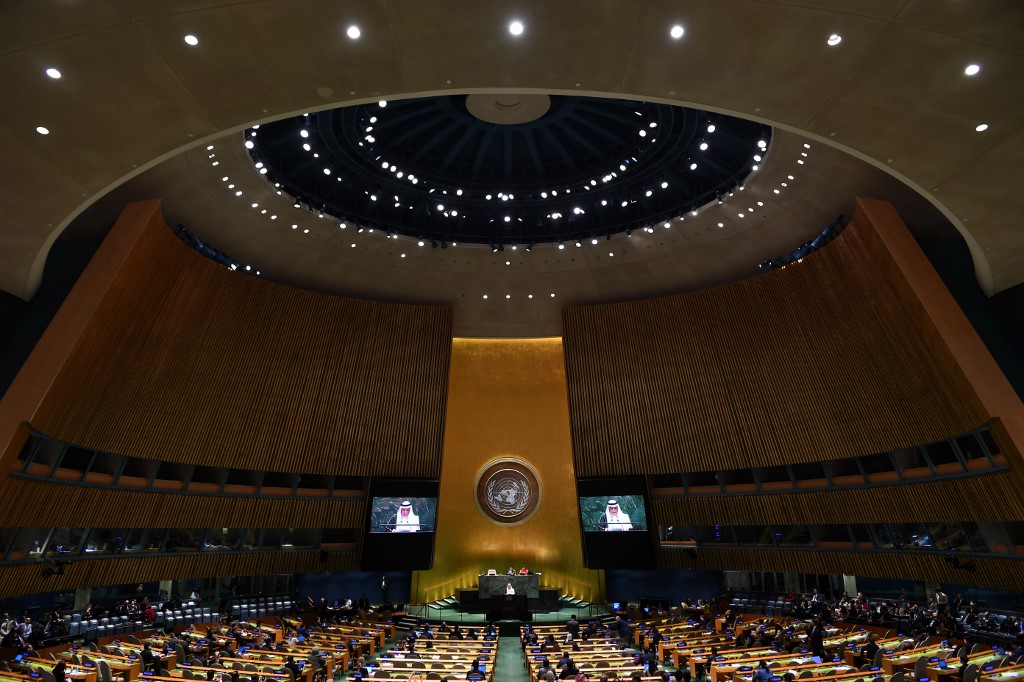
247, 95, 770, 246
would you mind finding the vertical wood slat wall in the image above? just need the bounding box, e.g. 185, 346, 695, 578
0, 477, 367, 529
29, 210, 453, 478
562, 205, 988, 478
0, 550, 359, 601
651, 468, 1024, 526
658, 547, 1024, 592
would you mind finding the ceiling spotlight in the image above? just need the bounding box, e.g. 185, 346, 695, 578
245, 140, 254, 149
964, 64, 981, 76
347, 25, 361, 39
184, 34, 199, 46
509, 20, 524, 36
975, 123, 989, 132
45, 68, 61, 79
591, 238, 598, 245
699, 142, 708, 151
707, 124, 716, 133
504, 215, 511, 222
378, 100, 387, 108
36, 126, 49, 135
558, 243, 565, 250
492, 244, 499, 253
827, 33, 842, 46
690, 163, 697, 170
670, 25, 685, 39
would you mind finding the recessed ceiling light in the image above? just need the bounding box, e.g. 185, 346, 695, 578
707, 124, 716, 133
378, 100, 387, 108
699, 142, 708, 150
36, 126, 49, 135
45, 68, 61, 79
670, 25, 685, 39
184, 34, 199, 46
964, 64, 980, 76
827, 34, 842, 46
509, 20, 524, 36
347, 25, 361, 39
690, 163, 697, 170
976, 123, 989, 132
245, 140, 254, 149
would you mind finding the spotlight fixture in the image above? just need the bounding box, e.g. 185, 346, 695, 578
827, 33, 842, 46
509, 20, 524, 36
670, 25, 685, 39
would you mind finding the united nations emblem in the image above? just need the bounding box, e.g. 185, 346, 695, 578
475, 458, 542, 525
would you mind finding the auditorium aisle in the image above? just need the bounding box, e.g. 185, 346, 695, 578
496, 636, 530, 682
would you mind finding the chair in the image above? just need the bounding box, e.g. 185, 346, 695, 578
426, 674, 442, 680
372, 671, 390, 678
98, 660, 113, 682
798, 672, 814, 679
971, 643, 986, 654
913, 657, 929, 681
890, 671, 906, 682
872, 650, 884, 668
128, 635, 141, 644
963, 663, 979, 682
40, 670, 57, 682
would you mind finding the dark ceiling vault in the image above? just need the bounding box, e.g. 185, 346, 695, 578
248, 95, 770, 245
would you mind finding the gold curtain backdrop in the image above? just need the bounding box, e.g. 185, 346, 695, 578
412, 338, 603, 603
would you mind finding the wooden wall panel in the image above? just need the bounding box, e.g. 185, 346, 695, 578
563, 203, 988, 477
25, 202, 452, 478
658, 546, 1024, 593
0, 550, 359, 600
0, 477, 365, 529
651, 469, 1024, 526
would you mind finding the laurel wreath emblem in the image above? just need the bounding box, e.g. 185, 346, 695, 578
475, 458, 541, 525
485, 471, 532, 517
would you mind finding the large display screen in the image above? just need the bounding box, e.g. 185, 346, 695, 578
361, 479, 439, 571
369, 497, 437, 533
578, 495, 648, 532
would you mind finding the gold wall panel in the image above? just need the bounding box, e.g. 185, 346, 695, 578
412, 338, 602, 603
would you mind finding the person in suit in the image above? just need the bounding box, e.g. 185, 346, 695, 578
53, 660, 67, 682
809, 620, 825, 658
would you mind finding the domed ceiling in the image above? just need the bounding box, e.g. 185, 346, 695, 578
246, 95, 770, 247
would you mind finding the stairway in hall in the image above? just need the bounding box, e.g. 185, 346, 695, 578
495, 636, 530, 682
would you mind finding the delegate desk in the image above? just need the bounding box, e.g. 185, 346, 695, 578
478, 574, 539, 598
981, 663, 1024, 682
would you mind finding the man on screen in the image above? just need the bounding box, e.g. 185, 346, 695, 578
598, 499, 633, 531
389, 500, 421, 532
